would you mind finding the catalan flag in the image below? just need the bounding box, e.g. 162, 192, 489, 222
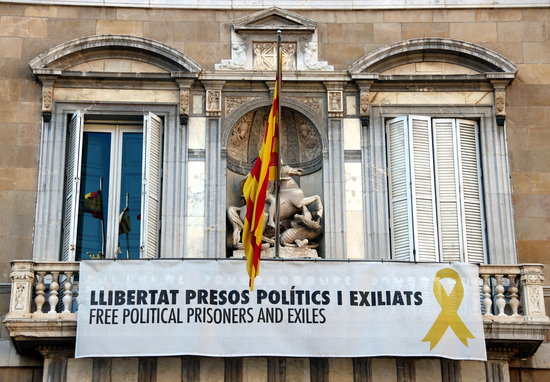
82, 190, 103, 220
242, 63, 280, 291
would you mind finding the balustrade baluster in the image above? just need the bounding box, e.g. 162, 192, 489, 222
62, 272, 73, 314
495, 275, 506, 316
48, 272, 59, 314
508, 274, 520, 316
35, 271, 46, 314
482, 274, 492, 316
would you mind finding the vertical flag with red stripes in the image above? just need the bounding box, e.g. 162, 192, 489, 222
242, 34, 281, 290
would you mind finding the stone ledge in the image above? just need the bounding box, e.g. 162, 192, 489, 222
484, 320, 550, 359
4, 317, 77, 356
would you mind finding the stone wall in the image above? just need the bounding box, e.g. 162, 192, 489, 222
0, 3, 549, 377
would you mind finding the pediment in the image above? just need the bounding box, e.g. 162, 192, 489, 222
234, 7, 316, 33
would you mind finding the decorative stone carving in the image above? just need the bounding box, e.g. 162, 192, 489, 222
295, 113, 319, 150
14, 284, 26, 311
226, 107, 323, 176
360, 91, 370, 116
11, 271, 34, 281
225, 96, 258, 117
520, 265, 548, 321
303, 42, 333, 71
495, 89, 505, 116
227, 112, 254, 162
328, 91, 343, 117
328, 91, 342, 112
253, 42, 296, 71
180, 89, 190, 115
287, 96, 322, 116
206, 90, 221, 116
42, 85, 53, 112
215, 42, 246, 70
227, 164, 323, 256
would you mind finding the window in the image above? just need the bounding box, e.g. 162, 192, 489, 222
386, 116, 485, 263
62, 112, 162, 261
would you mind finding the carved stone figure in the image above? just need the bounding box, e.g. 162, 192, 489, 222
215, 42, 246, 70
227, 164, 323, 252
206, 90, 221, 112
303, 42, 334, 71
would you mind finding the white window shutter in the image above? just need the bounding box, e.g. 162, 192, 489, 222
387, 117, 414, 261
457, 119, 485, 263
62, 111, 84, 261
409, 116, 438, 262
140, 112, 163, 258
432, 119, 462, 262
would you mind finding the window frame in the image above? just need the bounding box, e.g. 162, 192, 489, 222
364, 105, 517, 265
385, 115, 486, 263
32, 103, 183, 262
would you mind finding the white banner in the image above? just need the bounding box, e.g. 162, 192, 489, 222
75, 260, 486, 360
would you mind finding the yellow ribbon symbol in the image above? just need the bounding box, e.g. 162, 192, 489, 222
422, 268, 475, 350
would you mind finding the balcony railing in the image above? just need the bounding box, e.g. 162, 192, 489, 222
4, 260, 549, 357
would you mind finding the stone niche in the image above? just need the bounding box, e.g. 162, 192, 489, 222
226, 106, 324, 255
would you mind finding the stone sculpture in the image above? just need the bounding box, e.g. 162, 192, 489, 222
227, 164, 323, 255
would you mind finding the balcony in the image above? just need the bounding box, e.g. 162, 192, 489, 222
3, 260, 549, 359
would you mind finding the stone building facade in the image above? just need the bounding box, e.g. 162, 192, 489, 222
0, 1, 549, 381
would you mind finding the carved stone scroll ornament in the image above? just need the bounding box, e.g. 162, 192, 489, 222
227, 164, 323, 255
42, 85, 53, 122
360, 90, 374, 127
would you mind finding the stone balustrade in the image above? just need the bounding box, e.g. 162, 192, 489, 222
479, 264, 548, 322
3, 260, 548, 346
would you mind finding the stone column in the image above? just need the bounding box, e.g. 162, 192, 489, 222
323, 82, 346, 258
40, 347, 73, 382
203, 81, 226, 258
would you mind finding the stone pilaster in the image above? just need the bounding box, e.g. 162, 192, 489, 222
7, 260, 34, 319
202, 80, 225, 258
39, 347, 74, 382
520, 264, 549, 321
323, 82, 346, 258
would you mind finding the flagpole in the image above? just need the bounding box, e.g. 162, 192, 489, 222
274, 30, 282, 259
125, 193, 130, 259
99, 176, 105, 258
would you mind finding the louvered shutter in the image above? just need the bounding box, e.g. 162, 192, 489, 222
457, 119, 485, 263
409, 116, 438, 261
432, 119, 462, 262
387, 117, 414, 261
140, 112, 163, 258
62, 111, 84, 261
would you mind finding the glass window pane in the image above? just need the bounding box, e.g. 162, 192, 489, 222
118, 132, 143, 259
77, 132, 111, 260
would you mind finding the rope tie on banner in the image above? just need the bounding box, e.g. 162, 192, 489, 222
421, 268, 475, 350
